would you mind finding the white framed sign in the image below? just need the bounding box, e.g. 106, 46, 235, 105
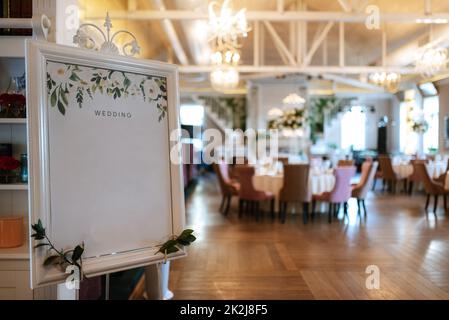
26, 40, 185, 288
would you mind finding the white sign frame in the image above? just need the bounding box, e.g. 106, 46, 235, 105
26, 40, 186, 288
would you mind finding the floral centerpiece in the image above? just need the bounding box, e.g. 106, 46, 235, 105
268, 108, 306, 133
0, 156, 21, 184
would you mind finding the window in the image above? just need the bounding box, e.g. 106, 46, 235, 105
341, 106, 366, 150
423, 96, 439, 152
180, 104, 204, 126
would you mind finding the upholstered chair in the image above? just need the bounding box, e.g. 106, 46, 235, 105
233, 165, 275, 220
413, 162, 448, 213
351, 161, 378, 215
378, 155, 406, 193
212, 162, 240, 215
312, 166, 356, 223
279, 164, 311, 224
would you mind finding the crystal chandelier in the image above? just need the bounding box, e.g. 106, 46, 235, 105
208, 0, 250, 43
415, 44, 448, 78
368, 72, 401, 92
208, 0, 250, 92
282, 93, 306, 108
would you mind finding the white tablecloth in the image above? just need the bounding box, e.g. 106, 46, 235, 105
392, 164, 413, 179
393, 162, 447, 179
427, 162, 447, 179
253, 172, 335, 205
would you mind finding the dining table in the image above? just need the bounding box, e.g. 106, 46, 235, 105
392, 161, 447, 180
252, 167, 335, 211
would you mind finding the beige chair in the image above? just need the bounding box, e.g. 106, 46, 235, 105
407, 159, 428, 194
351, 161, 378, 215
434, 158, 449, 185
414, 162, 448, 213
378, 155, 406, 193
279, 164, 311, 224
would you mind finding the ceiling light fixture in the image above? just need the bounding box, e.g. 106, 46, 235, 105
208, 0, 250, 92
415, 44, 448, 78
368, 72, 401, 92
208, 0, 250, 42
282, 93, 306, 108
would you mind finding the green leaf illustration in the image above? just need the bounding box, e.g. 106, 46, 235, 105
50, 89, 57, 107
71, 245, 84, 263
58, 101, 66, 115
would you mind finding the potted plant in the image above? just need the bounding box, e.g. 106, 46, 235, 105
0, 156, 21, 184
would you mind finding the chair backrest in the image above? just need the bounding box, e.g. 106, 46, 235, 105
337, 159, 355, 167
329, 166, 356, 203
413, 162, 438, 194
279, 164, 311, 202
233, 165, 261, 200
212, 162, 229, 193
409, 159, 427, 180
353, 161, 378, 198
378, 155, 396, 179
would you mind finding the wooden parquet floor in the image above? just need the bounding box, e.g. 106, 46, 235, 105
168, 173, 449, 299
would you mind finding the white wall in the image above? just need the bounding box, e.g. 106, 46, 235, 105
324, 96, 393, 151
247, 78, 308, 130
437, 81, 449, 152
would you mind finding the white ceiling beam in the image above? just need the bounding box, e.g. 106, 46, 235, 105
382, 29, 387, 67
151, 0, 189, 65
128, 0, 138, 11
339, 22, 345, 67
85, 10, 449, 23
253, 21, 260, 66
300, 1, 307, 65
304, 22, 334, 65
263, 21, 297, 65
320, 74, 385, 92
338, 0, 352, 12
322, 37, 328, 65
178, 65, 417, 74
277, 0, 284, 13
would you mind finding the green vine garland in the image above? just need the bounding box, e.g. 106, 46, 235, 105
31, 220, 196, 278
31, 219, 84, 272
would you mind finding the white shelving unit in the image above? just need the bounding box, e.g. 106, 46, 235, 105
0, 0, 60, 301
0, 184, 28, 191
0, 28, 32, 301
0, 119, 27, 124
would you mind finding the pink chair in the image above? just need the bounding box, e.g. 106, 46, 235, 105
312, 166, 356, 223
233, 166, 275, 220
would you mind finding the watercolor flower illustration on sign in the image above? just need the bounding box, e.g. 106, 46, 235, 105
46, 61, 168, 122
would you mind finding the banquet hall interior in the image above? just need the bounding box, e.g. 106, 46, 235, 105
2, 0, 449, 300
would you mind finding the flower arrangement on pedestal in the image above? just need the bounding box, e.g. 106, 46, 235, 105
268, 108, 306, 136
0, 156, 21, 184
